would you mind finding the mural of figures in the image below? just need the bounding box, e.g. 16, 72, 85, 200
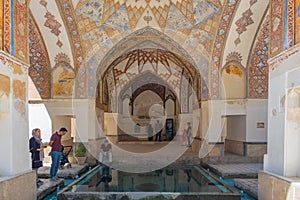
296, 0, 300, 43
52, 63, 75, 98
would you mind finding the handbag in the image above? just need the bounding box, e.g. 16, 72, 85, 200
33, 160, 43, 168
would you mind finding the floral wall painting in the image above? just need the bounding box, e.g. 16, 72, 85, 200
0, 74, 10, 115
296, 0, 300, 43
52, 63, 75, 98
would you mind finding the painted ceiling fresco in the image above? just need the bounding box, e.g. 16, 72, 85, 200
28, 0, 270, 100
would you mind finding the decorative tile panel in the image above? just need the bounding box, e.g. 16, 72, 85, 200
286, 0, 294, 47
295, 0, 300, 43
29, 12, 51, 99
56, 0, 87, 98
248, 16, 269, 98
210, 0, 239, 99
3, 0, 11, 53
14, 0, 28, 62
270, 0, 284, 57
0, 1, 3, 50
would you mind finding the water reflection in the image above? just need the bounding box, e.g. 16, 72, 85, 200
95, 166, 112, 192
73, 166, 228, 193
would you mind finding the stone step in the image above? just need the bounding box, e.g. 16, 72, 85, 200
37, 178, 64, 200
234, 178, 258, 199
38, 164, 89, 179
204, 155, 263, 164
207, 163, 263, 179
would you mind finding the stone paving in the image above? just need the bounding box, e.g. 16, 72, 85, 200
234, 178, 258, 199
205, 152, 263, 164
38, 164, 89, 179
37, 178, 64, 200
208, 163, 263, 178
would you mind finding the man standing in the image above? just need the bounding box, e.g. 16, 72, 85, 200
99, 139, 112, 163
186, 122, 192, 147
49, 127, 67, 181
147, 124, 153, 141
155, 120, 162, 142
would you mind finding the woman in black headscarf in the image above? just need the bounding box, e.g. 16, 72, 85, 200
29, 128, 44, 186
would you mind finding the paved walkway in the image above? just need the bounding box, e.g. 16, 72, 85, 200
234, 178, 258, 199
38, 164, 89, 179
205, 152, 263, 164
208, 163, 263, 178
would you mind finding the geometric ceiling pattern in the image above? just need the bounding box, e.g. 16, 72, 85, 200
28, 0, 272, 100
105, 48, 191, 90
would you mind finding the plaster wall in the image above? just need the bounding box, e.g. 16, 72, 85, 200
52, 116, 72, 141
42, 99, 93, 143
0, 52, 30, 176
246, 99, 268, 142
204, 99, 267, 143
221, 70, 246, 99
28, 104, 52, 142
104, 113, 118, 136
266, 44, 300, 176
285, 69, 300, 177
226, 115, 246, 141
265, 73, 285, 175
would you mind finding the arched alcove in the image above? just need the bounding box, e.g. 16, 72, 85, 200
165, 98, 175, 116
93, 28, 201, 145
221, 64, 246, 99
133, 90, 163, 116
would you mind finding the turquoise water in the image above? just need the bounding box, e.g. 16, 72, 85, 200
222, 179, 256, 200
43, 179, 74, 200
67, 165, 232, 193
43, 165, 257, 200
206, 169, 257, 200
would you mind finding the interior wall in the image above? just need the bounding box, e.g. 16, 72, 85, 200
52, 115, 72, 141
226, 115, 246, 141
266, 45, 300, 176
200, 102, 209, 139
266, 74, 285, 175
133, 90, 162, 116
0, 52, 31, 176
285, 70, 300, 177
122, 98, 130, 115
95, 107, 105, 139
221, 68, 246, 99
42, 100, 91, 143
28, 103, 52, 142
246, 99, 268, 142
165, 99, 175, 116
221, 117, 227, 142
0, 73, 13, 175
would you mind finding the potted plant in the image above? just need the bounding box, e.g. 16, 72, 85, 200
74, 143, 87, 165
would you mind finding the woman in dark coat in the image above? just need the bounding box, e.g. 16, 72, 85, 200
29, 128, 44, 186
